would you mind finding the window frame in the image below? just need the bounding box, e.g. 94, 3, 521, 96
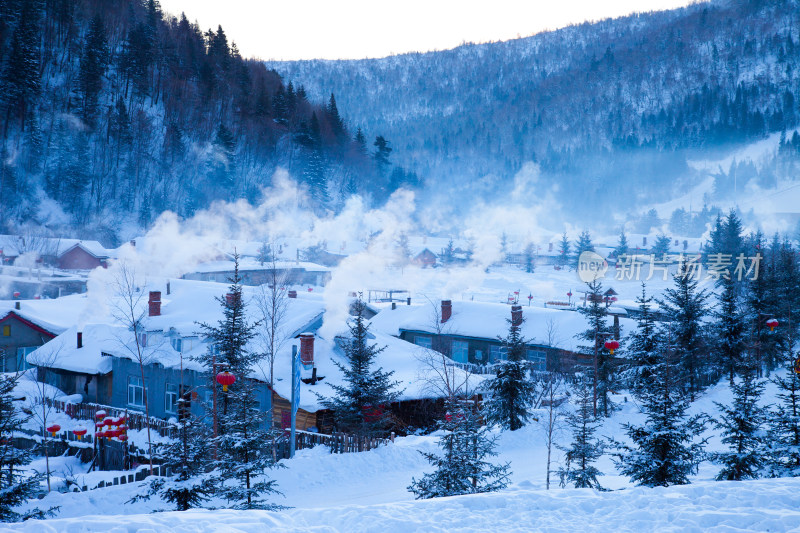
127, 376, 147, 408
414, 335, 432, 349
165, 383, 179, 414
451, 340, 469, 363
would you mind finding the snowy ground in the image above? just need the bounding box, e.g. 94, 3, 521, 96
7, 380, 799, 532
6, 478, 800, 532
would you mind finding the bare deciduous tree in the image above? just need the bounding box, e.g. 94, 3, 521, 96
109, 261, 156, 475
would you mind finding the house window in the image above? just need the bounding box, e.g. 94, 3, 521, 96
527, 349, 547, 371
128, 376, 147, 407
171, 338, 182, 352
2, 325, 9, 337
451, 340, 469, 363
489, 344, 506, 363
414, 335, 432, 349
474, 349, 485, 363
165, 384, 179, 414
137, 332, 147, 348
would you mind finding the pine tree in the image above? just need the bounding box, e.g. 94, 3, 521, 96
130, 409, 215, 511
208, 123, 236, 191
715, 275, 746, 383
614, 229, 629, 259
573, 230, 595, 268
558, 382, 604, 490
621, 284, 661, 395
0, 374, 50, 521
658, 261, 711, 399
483, 308, 537, 431
712, 356, 768, 481
557, 232, 571, 268
327, 93, 345, 140
196, 253, 282, 510
78, 13, 108, 126
318, 296, 401, 437
408, 398, 510, 499
651, 234, 671, 257
611, 334, 707, 487
767, 337, 800, 477
577, 279, 615, 417
0, 0, 42, 134
373, 135, 392, 179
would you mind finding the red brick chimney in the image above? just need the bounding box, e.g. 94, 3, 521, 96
77, 331, 83, 349
441, 300, 452, 323
148, 291, 161, 317
511, 305, 523, 327
299, 333, 314, 366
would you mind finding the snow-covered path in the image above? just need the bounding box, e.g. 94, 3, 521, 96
7, 478, 800, 533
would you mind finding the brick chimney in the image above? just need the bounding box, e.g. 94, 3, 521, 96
288, 290, 297, 299
511, 305, 523, 327
77, 331, 83, 349
299, 333, 314, 366
148, 291, 161, 317
14, 301, 20, 310
441, 300, 452, 323
548, 242, 554, 252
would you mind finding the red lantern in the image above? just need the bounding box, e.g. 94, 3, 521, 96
767, 318, 779, 332
96, 430, 106, 439
794, 357, 800, 376
103, 418, 113, 427
95, 410, 106, 420
118, 434, 128, 442
46, 424, 61, 437
118, 424, 128, 432
604, 340, 620, 355
216, 371, 236, 392
12, 291, 20, 298
72, 427, 87, 440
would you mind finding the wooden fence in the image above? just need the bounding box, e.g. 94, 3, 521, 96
44, 398, 178, 438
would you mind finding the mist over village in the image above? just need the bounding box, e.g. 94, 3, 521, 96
1, 0, 800, 531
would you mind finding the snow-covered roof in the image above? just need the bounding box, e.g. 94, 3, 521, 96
189, 258, 331, 274
370, 300, 636, 353
57, 240, 113, 259
0, 296, 83, 334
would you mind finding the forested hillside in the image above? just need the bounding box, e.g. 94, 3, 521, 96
269, 0, 800, 224
0, 0, 411, 243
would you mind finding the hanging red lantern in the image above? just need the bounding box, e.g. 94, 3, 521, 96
118, 424, 128, 433
216, 371, 236, 391
767, 318, 779, 332
96, 430, 106, 439
604, 340, 620, 355
103, 418, 113, 427
46, 424, 61, 437
118, 434, 128, 442
72, 427, 87, 440
95, 410, 106, 420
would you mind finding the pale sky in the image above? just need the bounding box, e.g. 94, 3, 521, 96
158, 0, 698, 61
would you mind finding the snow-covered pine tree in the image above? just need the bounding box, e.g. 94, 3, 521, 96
611, 332, 707, 487
577, 279, 615, 417
712, 354, 768, 481
196, 253, 282, 510
483, 307, 537, 430
408, 398, 510, 499
573, 230, 595, 268
557, 381, 604, 490
557, 232, 571, 268
318, 296, 401, 437
213, 378, 283, 510
0, 374, 49, 522
658, 260, 711, 400
621, 284, 661, 396
768, 336, 800, 477
614, 229, 629, 259
714, 274, 746, 384
130, 408, 215, 511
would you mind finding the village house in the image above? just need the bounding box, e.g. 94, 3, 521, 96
0, 300, 70, 372
183, 257, 331, 288
370, 299, 636, 374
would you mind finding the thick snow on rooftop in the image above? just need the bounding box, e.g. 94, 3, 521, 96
189, 258, 330, 274
0, 295, 85, 334
370, 300, 636, 352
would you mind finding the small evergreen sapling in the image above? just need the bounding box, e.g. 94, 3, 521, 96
558, 382, 605, 490
408, 398, 510, 499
